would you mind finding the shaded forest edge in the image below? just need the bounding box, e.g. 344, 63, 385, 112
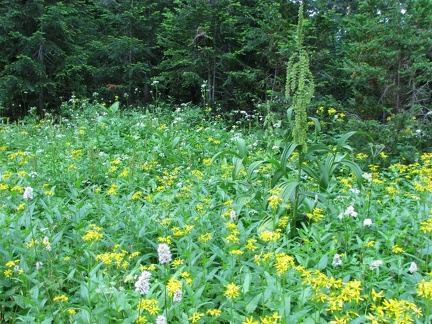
0, 0, 431, 123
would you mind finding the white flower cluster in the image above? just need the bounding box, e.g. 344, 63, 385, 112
370, 260, 383, 270
173, 289, 183, 303
135, 271, 152, 295
332, 254, 343, 266
156, 315, 167, 324
338, 205, 358, 220
157, 243, 172, 265
23, 186, 34, 200
363, 218, 372, 227
408, 262, 418, 274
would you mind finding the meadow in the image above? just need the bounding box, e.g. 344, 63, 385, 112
0, 100, 431, 324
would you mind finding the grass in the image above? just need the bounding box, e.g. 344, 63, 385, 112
0, 100, 431, 324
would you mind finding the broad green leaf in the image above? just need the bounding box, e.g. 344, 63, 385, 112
317, 253, 328, 270
245, 293, 262, 313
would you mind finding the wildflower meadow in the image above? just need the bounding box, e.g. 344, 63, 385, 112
0, 100, 431, 324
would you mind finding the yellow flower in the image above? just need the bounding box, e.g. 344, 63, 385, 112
82, 225, 103, 242
224, 282, 240, 299
107, 184, 118, 195
131, 191, 143, 200
417, 279, 432, 300
53, 295, 69, 302
158, 236, 172, 244
260, 312, 281, 324
356, 152, 369, 160
259, 231, 281, 242
166, 277, 182, 296
4, 269, 12, 277
371, 288, 385, 302
199, 232, 212, 243
202, 158, 212, 166
189, 312, 204, 323
119, 168, 129, 177
392, 245, 404, 254
71, 149, 82, 158
245, 238, 258, 251
306, 208, 324, 222
420, 218, 432, 233
242, 317, 259, 324
67, 309, 76, 315
275, 252, 295, 275
11, 186, 24, 193
328, 107, 337, 115
365, 240, 375, 247
206, 309, 221, 316
137, 299, 160, 314
16, 203, 25, 211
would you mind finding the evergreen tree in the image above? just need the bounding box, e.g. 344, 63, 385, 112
341, 0, 432, 119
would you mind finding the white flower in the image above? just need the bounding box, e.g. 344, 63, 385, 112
345, 205, 358, 217
370, 260, 383, 270
363, 218, 372, 227
362, 172, 372, 182
339, 205, 358, 219
157, 243, 172, 265
408, 262, 418, 274
35, 261, 43, 270
349, 188, 360, 194
135, 271, 152, 295
23, 186, 34, 200
229, 210, 237, 222
173, 289, 183, 303
156, 315, 167, 324
332, 254, 343, 266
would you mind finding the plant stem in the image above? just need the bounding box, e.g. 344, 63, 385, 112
290, 146, 303, 238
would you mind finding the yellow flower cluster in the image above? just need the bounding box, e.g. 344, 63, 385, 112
172, 224, 194, 237
420, 218, 432, 233
268, 187, 283, 210
137, 299, 160, 314
95, 249, 134, 269
274, 252, 295, 275
166, 277, 182, 297
259, 230, 281, 242
82, 224, 103, 242
366, 298, 422, 323
53, 295, 69, 302
224, 282, 240, 299
299, 268, 363, 313
225, 222, 240, 244
189, 312, 205, 323
199, 232, 212, 243
307, 208, 324, 222
417, 279, 432, 300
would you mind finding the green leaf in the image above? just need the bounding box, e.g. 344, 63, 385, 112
317, 254, 328, 270
235, 137, 248, 159
340, 160, 364, 188
243, 273, 251, 294
245, 293, 262, 313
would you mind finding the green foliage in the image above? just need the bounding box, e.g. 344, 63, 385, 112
0, 104, 431, 323
285, 2, 314, 151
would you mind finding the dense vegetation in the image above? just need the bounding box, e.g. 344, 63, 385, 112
1, 0, 431, 120
1, 1, 431, 323
0, 101, 431, 323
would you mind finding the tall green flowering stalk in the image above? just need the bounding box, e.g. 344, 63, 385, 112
285, 2, 314, 237
286, 2, 314, 152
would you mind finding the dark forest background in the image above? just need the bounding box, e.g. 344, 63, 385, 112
0, 0, 431, 121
